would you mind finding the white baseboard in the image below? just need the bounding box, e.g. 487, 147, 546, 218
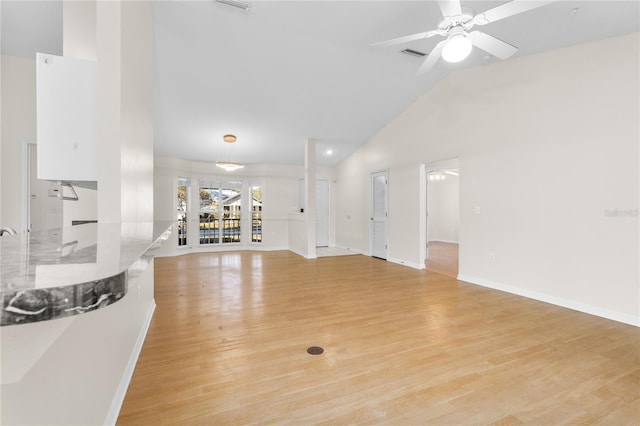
288, 247, 307, 258
388, 256, 425, 270
104, 300, 156, 425
457, 274, 639, 327
335, 245, 368, 256
157, 244, 297, 258
428, 239, 459, 244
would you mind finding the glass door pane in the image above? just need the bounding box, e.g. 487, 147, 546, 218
200, 187, 220, 244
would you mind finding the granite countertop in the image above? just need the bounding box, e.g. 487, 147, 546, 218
0, 221, 173, 326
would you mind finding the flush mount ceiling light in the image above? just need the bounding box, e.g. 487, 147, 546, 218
441, 28, 473, 63
223, 134, 237, 143
216, 161, 244, 172
215, 0, 251, 11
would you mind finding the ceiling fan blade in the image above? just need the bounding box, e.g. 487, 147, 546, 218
371, 31, 430, 48
417, 40, 446, 75
371, 29, 445, 48
468, 31, 518, 60
438, 0, 462, 17
474, 0, 556, 25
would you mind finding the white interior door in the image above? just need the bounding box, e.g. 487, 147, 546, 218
316, 180, 329, 247
371, 171, 388, 259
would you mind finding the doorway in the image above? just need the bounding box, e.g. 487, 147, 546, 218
425, 167, 459, 277
371, 170, 388, 259
26, 143, 62, 231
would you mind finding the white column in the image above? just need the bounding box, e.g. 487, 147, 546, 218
241, 179, 251, 245
63, 1, 96, 61
119, 0, 153, 223
304, 138, 317, 259
96, 0, 122, 223
93, 0, 153, 224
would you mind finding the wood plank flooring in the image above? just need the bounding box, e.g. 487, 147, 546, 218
426, 241, 459, 278
118, 251, 640, 425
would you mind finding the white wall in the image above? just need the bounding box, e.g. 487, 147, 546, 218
1, 55, 37, 231
427, 174, 459, 243
388, 165, 425, 268
335, 33, 639, 325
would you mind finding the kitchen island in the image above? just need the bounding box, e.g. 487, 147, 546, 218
0, 221, 173, 425
1, 221, 172, 326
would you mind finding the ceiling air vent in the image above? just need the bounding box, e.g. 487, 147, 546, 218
215, 0, 251, 11
401, 48, 427, 58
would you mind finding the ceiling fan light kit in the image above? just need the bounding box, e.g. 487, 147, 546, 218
372, 0, 556, 74
441, 32, 473, 63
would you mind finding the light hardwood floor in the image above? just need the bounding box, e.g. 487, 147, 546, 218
426, 241, 459, 278
118, 251, 640, 425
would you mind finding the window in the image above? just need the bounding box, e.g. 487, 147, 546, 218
177, 178, 190, 246
251, 184, 262, 243
199, 181, 242, 245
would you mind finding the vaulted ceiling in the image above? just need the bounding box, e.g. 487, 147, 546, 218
2, 1, 639, 167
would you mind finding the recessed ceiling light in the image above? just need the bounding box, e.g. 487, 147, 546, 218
325, 149, 333, 156
223, 134, 237, 143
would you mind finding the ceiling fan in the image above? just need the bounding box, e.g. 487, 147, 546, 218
372, 0, 555, 74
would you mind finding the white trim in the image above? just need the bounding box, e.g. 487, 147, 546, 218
21, 141, 35, 233
104, 300, 156, 426
288, 247, 317, 259
335, 245, 368, 256
428, 239, 459, 244
288, 247, 307, 258
156, 245, 292, 258
388, 256, 425, 270
457, 274, 640, 327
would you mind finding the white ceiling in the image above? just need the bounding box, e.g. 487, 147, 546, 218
2, 1, 639, 167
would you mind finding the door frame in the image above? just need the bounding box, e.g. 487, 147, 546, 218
425, 161, 461, 272
370, 170, 388, 259
22, 141, 36, 233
